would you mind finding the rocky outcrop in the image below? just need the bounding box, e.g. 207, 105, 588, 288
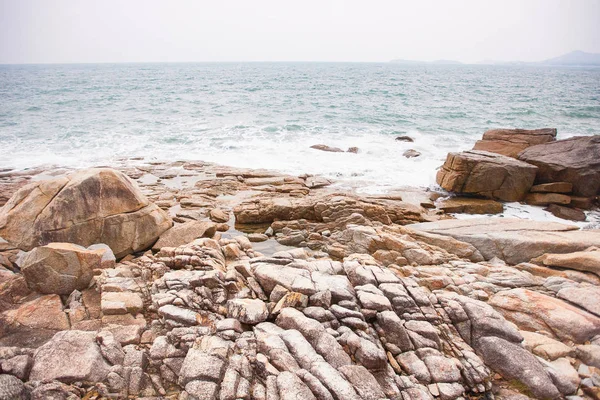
436, 150, 537, 201
518, 135, 600, 197
473, 128, 556, 158
0, 168, 172, 258
234, 194, 426, 226
20, 243, 102, 295
408, 218, 600, 264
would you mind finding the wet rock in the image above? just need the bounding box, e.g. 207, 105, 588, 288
152, 221, 217, 251
437, 197, 503, 214
544, 204, 586, 222
518, 135, 600, 197
473, 128, 556, 158
395, 135, 414, 142
20, 243, 100, 295
403, 149, 421, 158
29, 330, 111, 383
310, 144, 344, 153
0, 168, 172, 257
347, 147, 360, 154
436, 150, 537, 201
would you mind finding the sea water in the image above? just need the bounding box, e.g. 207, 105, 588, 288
1, 62, 599, 192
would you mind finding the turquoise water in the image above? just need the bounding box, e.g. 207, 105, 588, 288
1, 63, 599, 190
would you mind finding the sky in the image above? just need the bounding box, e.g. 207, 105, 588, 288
1, 0, 599, 64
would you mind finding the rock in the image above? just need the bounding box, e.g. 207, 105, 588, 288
88, 243, 116, 269
544, 204, 586, 222
475, 336, 561, 399
518, 135, 600, 197
0, 294, 70, 347
248, 233, 269, 242
152, 221, 217, 251
520, 331, 574, 360
20, 243, 101, 295
310, 144, 344, 153
347, 147, 360, 154
535, 248, 600, 277
158, 305, 202, 326
403, 149, 421, 158
531, 182, 573, 193
227, 298, 269, 324
0, 168, 172, 258
576, 344, 600, 368
0, 354, 32, 380
276, 371, 317, 400
473, 128, 557, 158
305, 176, 331, 189
557, 285, 600, 316
29, 330, 111, 383
0, 374, 26, 400
570, 196, 597, 210
436, 150, 537, 201
101, 291, 144, 315
437, 197, 503, 214
209, 208, 230, 223
525, 192, 571, 206
489, 288, 600, 343
395, 135, 414, 142
408, 218, 600, 264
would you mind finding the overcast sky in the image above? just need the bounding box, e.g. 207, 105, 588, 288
1, 0, 599, 64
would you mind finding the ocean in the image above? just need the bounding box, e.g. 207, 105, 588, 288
1, 62, 599, 192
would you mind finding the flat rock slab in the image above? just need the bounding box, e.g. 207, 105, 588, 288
437, 197, 503, 215
473, 128, 556, 158
407, 218, 600, 264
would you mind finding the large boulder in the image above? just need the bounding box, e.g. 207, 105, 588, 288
20, 243, 101, 295
518, 135, 600, 197
473, 128, 556, 158
407, 218, 600, 264
29, 330, 111, 383
0, 168, 172, 258
436, 150, 537, 201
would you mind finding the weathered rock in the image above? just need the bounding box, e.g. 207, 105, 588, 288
408, 218, 600, 264
152, 221, 217, 251
437, 197, 503, 215
544, 204, 586, 222
475, 336, 561, 399
535, 247, 600, 277
248, 233, 269, 242
227, 298, 269, 324
531, 182, 573, 193
0, 374, 26, 400
473, 128, 556, 158
20, 243, 100, 295
29, 330, 111, 383
436, 150, 537, 201
310, 144, 344, 153
518, 135, 600, 197
525, 192, 571, 206
521, 331, 574, 361
209, 208, 230, 223
489, 288, 600, 343
0, 168, 172, 257
101, 291, 144, 315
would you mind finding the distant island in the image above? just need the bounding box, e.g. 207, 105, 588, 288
391, 50, 600, 66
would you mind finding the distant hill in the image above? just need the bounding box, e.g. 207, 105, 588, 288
541, 50, 600, 66
390, 59, 463, 65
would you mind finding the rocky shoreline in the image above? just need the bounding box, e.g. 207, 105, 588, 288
0, 129, 599, 400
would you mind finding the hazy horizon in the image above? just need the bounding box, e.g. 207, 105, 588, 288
1, 0, 599, 64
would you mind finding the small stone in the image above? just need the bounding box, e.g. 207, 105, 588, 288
395, 135, 414, 142
209, 208, 230, 223
347, 147, 359, 154
403, 149, 421, 158
545, 204, 586, 222
248, 233, 269, 242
